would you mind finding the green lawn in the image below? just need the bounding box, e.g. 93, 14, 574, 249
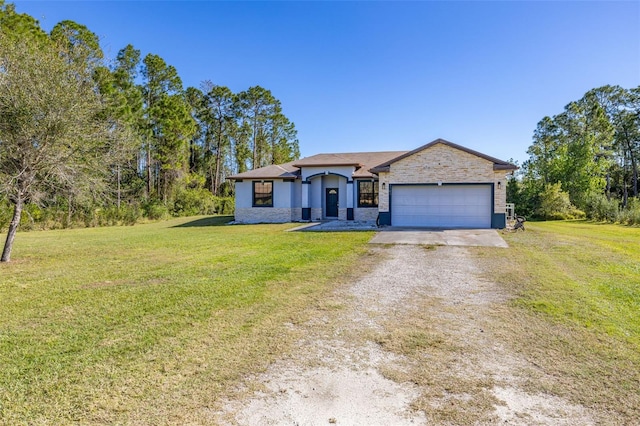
501, 221, 640, 347
483, 221, 640, 421
0, 217, 373, 424
3, 218, 638, 423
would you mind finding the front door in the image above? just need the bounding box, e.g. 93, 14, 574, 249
325, 188, 339, 218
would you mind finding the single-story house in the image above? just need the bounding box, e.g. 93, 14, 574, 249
227, 138, 518, 228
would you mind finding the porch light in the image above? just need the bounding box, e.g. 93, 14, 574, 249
497, 181, 502, 189
381, 182, 386, 189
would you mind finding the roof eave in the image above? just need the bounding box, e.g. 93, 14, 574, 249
226, 172, 300, 180
227, 175, 299, 181
369, 166, 390, 174
291, 162, 362, 168
493, 164, 519, 171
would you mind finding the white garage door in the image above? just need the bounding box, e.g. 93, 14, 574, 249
391, 185, 492, 228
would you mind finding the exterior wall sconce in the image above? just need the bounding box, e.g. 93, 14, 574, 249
497, 181, 502, 189
381, 182, 386, 189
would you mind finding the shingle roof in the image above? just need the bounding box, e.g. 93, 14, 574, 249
291, 153, 363, 167
293, 151, 407, 178
227, 161, 300, 180
227, 151, 407, 180
226, 140, 517, 181
369, 139, 518, 173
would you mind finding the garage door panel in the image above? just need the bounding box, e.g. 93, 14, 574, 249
451, 205, 467, 215
391, 185, 491, 228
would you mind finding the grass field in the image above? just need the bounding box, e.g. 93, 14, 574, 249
2, 218, 638, 424
482, 221, 640, 422
0, 217, 373, 424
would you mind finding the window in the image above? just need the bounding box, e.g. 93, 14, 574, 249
358, 180, 378, 207
253, 181, 273, 207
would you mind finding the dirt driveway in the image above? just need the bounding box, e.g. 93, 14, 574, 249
215, 244, 595, 425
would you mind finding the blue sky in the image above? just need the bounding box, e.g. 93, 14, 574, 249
12, 1, 640, 165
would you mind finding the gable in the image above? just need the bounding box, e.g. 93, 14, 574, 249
369, 139, 517, 173
387, 142, 499, 182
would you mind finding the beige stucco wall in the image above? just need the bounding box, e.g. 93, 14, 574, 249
378, 143, 509, 214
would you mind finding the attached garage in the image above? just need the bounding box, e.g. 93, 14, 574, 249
391, 184, 492, 228
372, 140, 518, 229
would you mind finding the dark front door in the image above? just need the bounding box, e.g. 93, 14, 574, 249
325, 188, 339, 218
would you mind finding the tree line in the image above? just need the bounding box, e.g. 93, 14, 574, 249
509, 85, 640, 224
0, 2, 300, 260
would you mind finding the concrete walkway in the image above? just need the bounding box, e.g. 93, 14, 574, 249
370, 228, 509, 248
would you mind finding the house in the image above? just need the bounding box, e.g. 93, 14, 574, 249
227, 139, 518, 228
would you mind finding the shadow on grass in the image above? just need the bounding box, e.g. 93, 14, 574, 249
172, 216, 234, 228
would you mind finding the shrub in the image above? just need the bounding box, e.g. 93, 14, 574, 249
620, 198, 640, 225
172, 187, 217, 217
171, 174, 235, 217
86, 204, 143, 227
143, 199, 170, 220
19, 203, 45, 230
120, 204, 143, 225
213, 196, 234, 215
217, 180, 234, 197
537, 183, 585, 220
585, 194, 620, 222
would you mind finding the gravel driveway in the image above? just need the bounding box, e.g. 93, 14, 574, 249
215, 244, 594, 425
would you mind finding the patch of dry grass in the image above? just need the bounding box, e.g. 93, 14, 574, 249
372, 303, 501, 424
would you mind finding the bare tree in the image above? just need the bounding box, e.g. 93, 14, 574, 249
0, 35, 118, 261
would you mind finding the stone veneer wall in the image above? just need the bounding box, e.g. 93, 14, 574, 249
309, 208, 347, 221
235, 208, 293, 223
354, 208, 378, 222
290, 208, 302, 222
311, 208, 323, 221
378, 143, 509, 214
